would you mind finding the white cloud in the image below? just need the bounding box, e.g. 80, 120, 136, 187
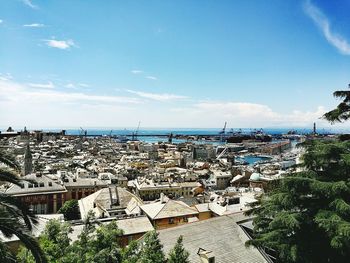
131, 70, 143, 74
0, 73, 12, 81
44, 39, 76, 50
23, 23, 45, 28
1, 80, 142, 105
146, 76, 157, 80
65, 83, 90, 89
0, 79, 332, 128
304, 0, 350, 55
127, 89, 188, 101
23, 0, 38, 9
0, 80, 142, 127
170, 101, 328, 128
28, 82, 54, 89
65, 83, 76, 89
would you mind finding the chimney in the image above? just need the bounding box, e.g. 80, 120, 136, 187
160, 192, 166, 204
197, 248, 215, 263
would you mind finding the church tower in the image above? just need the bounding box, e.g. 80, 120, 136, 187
22, 144, 33, 176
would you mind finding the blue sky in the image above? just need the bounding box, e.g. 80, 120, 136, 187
1, 0, 350, 129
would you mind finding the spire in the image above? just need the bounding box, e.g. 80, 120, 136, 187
22, 143, 33, 176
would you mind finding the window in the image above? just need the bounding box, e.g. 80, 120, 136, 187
168, 218, 174, 224
183, 217, 188, 222
40, 204, 47, 214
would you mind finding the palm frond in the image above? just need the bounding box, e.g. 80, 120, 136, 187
0, 151, 20, 172
0, 168, 23, 187
0, 223, 47, 263
0, 194, 38, 230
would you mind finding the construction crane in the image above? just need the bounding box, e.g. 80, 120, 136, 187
168, 132, 173, 144
80, 127, 87, 137
219, 122, 227, 134
219, 122, 227, 142
109, 130, 113, 142
132, 121, 141, 141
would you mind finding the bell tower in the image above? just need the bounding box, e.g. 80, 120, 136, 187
22, 144, 33, 176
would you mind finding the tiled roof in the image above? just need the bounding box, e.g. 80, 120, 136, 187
158, 213, 267, 263
4, 174, 66, 196
141, 199, 198, 220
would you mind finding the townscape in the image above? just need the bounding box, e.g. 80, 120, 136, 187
0, 126, 325, 262
2, 1, 350, 262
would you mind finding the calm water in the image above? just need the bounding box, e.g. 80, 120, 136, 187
237, 155, 273, 165
61, 127, 337, 143
61, 127, 335, 136
5, 127, 342, 144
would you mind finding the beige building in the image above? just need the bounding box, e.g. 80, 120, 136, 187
78, 186, 143, 220
131, 178, 198, 201
140, 196, 199, 230
64, 177, 107, 200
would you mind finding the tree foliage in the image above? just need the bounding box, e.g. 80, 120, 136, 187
139, 231, 165, 263
246, 140, 350, 262
17, 211, 188, 263
323, 84, 350, 123
168, 235, 190, 263
58, 199, 80, 221
18, 219, 72, 263
17, 215, 124, 263
122, 240, 140, 263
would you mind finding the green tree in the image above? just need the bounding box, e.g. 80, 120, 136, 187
17, 213, 125, 263
69, 210, 98, 263
87, 220, 123, 263
17, 219, 72, 263
67, 212, 123, 263
122, 240, 140, 263
58, 199, 80, 220
0, 149, 47, 263
323, 83, 350, 123
139, 231, 165, 263
246, 140, 350, 262
168, 235, 190, 263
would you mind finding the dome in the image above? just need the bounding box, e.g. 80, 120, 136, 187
249, 172, 262, 181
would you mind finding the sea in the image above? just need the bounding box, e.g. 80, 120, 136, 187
33, 127, 343, 144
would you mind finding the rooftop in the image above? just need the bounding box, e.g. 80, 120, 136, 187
140, 199, 198, 220
158, 213, 267, 263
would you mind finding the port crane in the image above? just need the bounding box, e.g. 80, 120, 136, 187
131, 121, 141, 141
79, 127, 87, 138
219, 122, 227, 134
219, 122, 227, 142
109, 129, 113, 142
